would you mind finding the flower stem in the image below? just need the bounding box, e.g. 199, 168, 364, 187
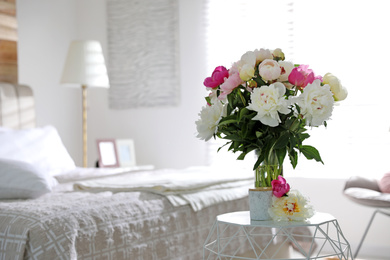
255, 162, 283, 188
237, 89, 246, 106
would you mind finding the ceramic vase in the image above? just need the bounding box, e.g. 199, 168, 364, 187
249, 187, 273, 221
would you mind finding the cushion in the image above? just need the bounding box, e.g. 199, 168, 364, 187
0, 125, 76, 176
378, 172, 390, 193
344, 187, 390, 208
0, 158, 58, 199
344, 176, 380, 191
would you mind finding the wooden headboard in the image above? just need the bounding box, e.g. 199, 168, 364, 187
0, 82, 35, 129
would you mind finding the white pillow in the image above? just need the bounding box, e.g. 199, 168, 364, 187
0, 158, 58, 199
0, 125, 76, 176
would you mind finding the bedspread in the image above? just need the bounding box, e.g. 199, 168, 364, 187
0, 189, 249, 260
73, 166, 254, 211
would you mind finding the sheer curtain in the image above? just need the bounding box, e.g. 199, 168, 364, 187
204, 0, 390, 179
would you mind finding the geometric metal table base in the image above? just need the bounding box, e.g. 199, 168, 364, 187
203, 211, 353, 260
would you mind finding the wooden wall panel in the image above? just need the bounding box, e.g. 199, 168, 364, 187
0, 40, 17, 82
0, 0, 16, 16
0, 0, 17, 83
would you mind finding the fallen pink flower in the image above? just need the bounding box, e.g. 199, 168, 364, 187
271, 175, 290, 198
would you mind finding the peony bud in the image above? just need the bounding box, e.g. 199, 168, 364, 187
239, 64, 255, 81
322, 73, 348, 101
273, 48, 285, 61
259, 59, 282, 81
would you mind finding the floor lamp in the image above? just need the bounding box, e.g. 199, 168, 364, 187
60, 40, 109, 167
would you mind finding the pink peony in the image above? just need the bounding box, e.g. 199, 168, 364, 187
218, 72, 242, 100
203, 66, 229, 89
271, 175, 290, 198
288, 64, 322, 90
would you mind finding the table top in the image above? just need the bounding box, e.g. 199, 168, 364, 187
216, 211, 336, 227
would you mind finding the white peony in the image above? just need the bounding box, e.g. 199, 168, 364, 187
246, 82, 290, 127
258, 59, 282, 81
254, 48, 273, 64
277, 60, 294, 89
238, 51, 256, 81
268, 189, 315, 222
295, 79, 334, 127
195, 101, 225, 141
277, 60, 294, 82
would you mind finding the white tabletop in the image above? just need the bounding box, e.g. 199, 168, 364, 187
216, 211, 336, 228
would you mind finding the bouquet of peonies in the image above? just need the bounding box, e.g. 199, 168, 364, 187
196, 48, 347, 188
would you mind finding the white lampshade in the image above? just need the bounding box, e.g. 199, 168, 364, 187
60, 40, 109, 88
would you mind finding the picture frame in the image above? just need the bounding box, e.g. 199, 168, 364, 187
116, 139, 136, 167
96, 139, 120, 168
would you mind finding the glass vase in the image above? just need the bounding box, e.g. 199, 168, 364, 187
255, 164, 283, 188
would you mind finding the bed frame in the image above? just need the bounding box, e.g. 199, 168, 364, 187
0, 82, 35, 129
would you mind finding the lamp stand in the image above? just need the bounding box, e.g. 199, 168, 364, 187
82, 84, 88, 167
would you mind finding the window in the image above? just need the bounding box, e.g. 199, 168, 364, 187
205, 0, 390, 179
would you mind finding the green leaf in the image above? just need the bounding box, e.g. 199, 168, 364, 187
253, 152, 265, 170
228, 142, 235, 151
241, 123, 249, 139
276, 148, 287, 166
223, 134, 242, 142
255, 131, 263, 138
217, 142, 230, 153
227, 104, 234, 115
289, 135, 297, 150
295, 104, 301, 114
298, 133, 310, 140
239, 108, 250, 121
274, 132, 290, 149
288, 150, 298, 168
253, 76, 266, 86
301, 145, 324, 164
218, 119, 238, 126
237, 152, 246, 160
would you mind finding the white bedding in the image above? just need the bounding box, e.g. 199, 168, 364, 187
73, 166, 254, 211
0, 166, 253, 260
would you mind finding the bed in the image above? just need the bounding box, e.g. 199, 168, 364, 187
0, 82, 254, 259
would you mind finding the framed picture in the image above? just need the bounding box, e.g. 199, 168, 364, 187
116, 139, 136, 167
96, 139, 120, 168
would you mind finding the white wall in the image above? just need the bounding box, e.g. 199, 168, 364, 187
16, 0, 390, 259
17, 0, 208, 169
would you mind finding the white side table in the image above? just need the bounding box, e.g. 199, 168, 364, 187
203, 211, 353, 260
